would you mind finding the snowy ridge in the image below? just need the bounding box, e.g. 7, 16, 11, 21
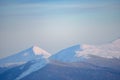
76, 39, 120, 59
0, 45, 51, 67
33, 46, 51, 58
14, 46, 51, 80
51, 45, 83, 62
51, 39, 120, 63
15, 58, 48, 80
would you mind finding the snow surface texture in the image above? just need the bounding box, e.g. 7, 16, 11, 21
0, 46, 51, 67
15, 58, 48, 80
51, 45, 84, 62
51, 39, 120, 62
14, 46, 51, 80
33, 46, 51, 58
76, 39, 120, 59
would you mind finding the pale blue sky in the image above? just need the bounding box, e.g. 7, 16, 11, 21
0, 0, 120, 58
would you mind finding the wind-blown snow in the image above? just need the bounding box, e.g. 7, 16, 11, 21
76, 39, 120, 59
33, 46, 51, 58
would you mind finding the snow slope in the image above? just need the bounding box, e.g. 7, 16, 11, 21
76, 39, 120, 59
0, 46, 51, 67
51, 45, 85, 62
51, 39, 120, 62
15, 58, 48, 80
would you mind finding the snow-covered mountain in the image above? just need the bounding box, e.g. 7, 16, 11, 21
76, 39, 120, 59
50, 39, 120, 72
0, 46, 51, 67
51, 39, 120, 62
0, 46, 51, 80
51, 45, 85, 62
15, 57, 48, 80
0, 39, 120, 80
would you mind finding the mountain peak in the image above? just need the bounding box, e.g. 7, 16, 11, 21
32, 45, 51, 58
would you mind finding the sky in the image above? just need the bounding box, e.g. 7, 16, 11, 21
0, 0, 120, 58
